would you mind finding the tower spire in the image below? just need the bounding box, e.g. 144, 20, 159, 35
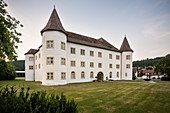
41, 7, 66, 35
120, 36, 133, 52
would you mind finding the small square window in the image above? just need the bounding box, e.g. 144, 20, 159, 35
29, 65, 34, 70
90, 62, 94, 68
80, 49, 85, 55
47, 57, 54, 65
109, 54, 112, 59
61, 72, 66, 80
116, 55, 120, 60
61, 42, 66, 50
71, 61, 76, 67
47, 40, 54, 48
98, 63, 102, 68
109, 64, 112, 68
116, 64, 120, 69
81, 61, 85, 67
126, 55, 130, 60
98, 52, 102, 57
90, 51, 94, 56
61, 58, 66, 65
71, 47, 76, 54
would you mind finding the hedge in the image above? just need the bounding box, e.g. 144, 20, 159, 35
0, 87, 78, 113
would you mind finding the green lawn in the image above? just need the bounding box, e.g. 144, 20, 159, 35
0, 78, 170, 113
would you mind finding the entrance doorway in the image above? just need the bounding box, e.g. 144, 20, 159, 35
97, 72, 104, 81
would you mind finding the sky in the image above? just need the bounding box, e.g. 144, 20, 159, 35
5, 0, 170, 61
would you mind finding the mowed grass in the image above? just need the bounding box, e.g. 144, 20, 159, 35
0, 78, 170, 113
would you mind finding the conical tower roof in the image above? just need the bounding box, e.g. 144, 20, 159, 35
120, 36, 133, 52
41, 7, 66, 35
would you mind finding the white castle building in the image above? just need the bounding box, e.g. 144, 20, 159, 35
25, 8, 134, 85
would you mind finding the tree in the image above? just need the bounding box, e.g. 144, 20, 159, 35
139, 71, 144, 77
0, 0, 23, 61
0, 59, 16, 80
156, 54, 170, 77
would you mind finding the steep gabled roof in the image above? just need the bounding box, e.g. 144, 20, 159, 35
67, 31, 120, 52
120, 36, 133, 52
24, 49, 38, 55
41, 8, 66, 35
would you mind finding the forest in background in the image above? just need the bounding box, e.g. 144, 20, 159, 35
8, 60, 25, 71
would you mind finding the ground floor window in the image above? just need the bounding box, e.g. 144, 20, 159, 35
90, 71, 94, 78
125, 73, 128, 77
109, 72, 112, 78
71, 71, 76, 79
81, 71, 85, 79
61, 72, 66, 80
47, 72, 54, 80
117, 72, 119, 77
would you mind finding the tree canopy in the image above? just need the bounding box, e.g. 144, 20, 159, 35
0, 0, 23, 61
156, 54, 170, 77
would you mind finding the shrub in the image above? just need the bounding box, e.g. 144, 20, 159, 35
161, 77, 170, 81
0, 59, 16, 80
0, 87, 78, 113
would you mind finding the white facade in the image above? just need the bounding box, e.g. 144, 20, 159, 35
25, 8, 133, 85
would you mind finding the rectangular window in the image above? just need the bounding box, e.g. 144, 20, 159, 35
98, 63, 102, 68
116, 64, 120, 69
29, 65, 33, 70
61, 72, 66, 80
71, 61, 76, 67
46, 40, 54, 48
39, 64, 40, 69
126, 55, 130, 60
81, 61, 85, 67
117, 72, 119, 77
109, 64, 112, 68
47, 57, 54, 65
90, 62, 94, 68
125, 73, 128, 77
47, 72, 54, 80
29, 57, 34, 61
61, 58, 66, 65
35, 65, 37, 70
70, 47, 76, 54
39, 53, 40, 59
71, 72, 76, 79
109, 54, 112, 59
90, 51, 94, 56
116, 55, 120, 60
36, 56, 37, 60
61, 42, 66, 50
126, 64, 130, 69
80, 49, 85, 55
98, 52, 102, 57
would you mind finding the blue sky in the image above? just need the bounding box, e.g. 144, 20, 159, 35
5, 0, 170, 61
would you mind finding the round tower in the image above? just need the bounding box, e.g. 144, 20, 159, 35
41, 8, 67, 85
120, 36, 133, 80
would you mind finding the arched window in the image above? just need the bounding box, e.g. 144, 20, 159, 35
81, 71, 85, 79
109, 72, 112, 78
90, 71, 94, 78
71, 71, 75, 79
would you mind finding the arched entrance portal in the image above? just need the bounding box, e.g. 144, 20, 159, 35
97, 72, 104, 81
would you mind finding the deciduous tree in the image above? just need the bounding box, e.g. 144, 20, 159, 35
0, 0, 23, 61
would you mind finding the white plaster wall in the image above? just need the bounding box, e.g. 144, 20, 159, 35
41, 31, 67, 85
66, 42, 121, 83
25, 54, 35, 81
35, 47, 42, 82
121, 52, 133, 80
